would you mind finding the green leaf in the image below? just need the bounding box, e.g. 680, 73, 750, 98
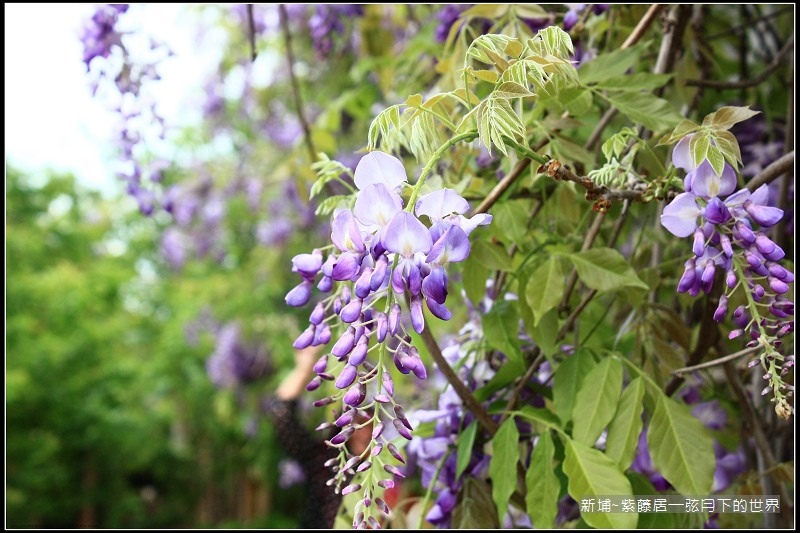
404, 93, 423, 107
568, 248, 649, 292
648, 395, 715, 496
571, 357, 623, 446
563, 439, 638, 529
578, 43, 645, 85
689, 131, 711, 170
314, 195, 351, 216
482, 300, 523, 366
494, 81, 535, 99
462, 256, 489, 307
489, 417, 520, 521
519, 405, 562, 427
493, 200, 529, 244
593, 72, 673, 91
472, 239, 515, 271
557, 87, 593, 116
529, 308, 560, 360
658, 119, 700, 146
526, 431, 560, 529
607, 92, 682, 132
456, 420, 479, 480
712, 129, 743, 167
452, 478, 501, 528
552, 350, 596, 425
475, 358, 525, 402
525, 255, 565, 327
702, 105, 761, 130
605, 377, 645, 469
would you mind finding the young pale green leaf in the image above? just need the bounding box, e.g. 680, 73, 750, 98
607, 92, 682, 132
471, 68, 500, 84
592, 72, 673, 91
466, 34, 514, 66
529, 26, 574, 58
553, 350, 596, 425
452, 478, 501, 528
472, 239, 515, 271
571, 357, 623, 446
493, 81, 535, 99
456, 420, 479, 481
712, 129, 743, 168
702, 105, 761, 131
404, 93, 423, 108
578, 43, 646, 85
367, 105, 400, 151
689, 131, 711, 169
705, 143, 726, 177
314, 195, 351, 216
525, 255, 565, 327
648, 395, 715, 496
568, 248, 649, 292
482, 300, 523, 366
657, 119, 700, 146
515, 4, 549, 19
563, 439, 638, 529
557, 87, 593, 116
489, 417, 520, 522
526, 431, 560, 529
601, 127, 637, 162
605, 377, 645, 469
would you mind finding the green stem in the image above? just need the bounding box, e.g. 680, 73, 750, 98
414, 449, 452, 529
503, 137, 549, 165
406, 131, 479, 211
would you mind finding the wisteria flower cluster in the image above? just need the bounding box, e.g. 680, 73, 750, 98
285, 150, 491, 527
661, 134, 794, 418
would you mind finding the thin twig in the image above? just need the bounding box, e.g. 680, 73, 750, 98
584, 4, 664, 151
278, 4, 316, 162
540, 159, 651, 209
686, 36, 793, 89
469, 158, 531, 216
746, 151, 794, 192
671, 346, 761, 376
246, 4, 257, 62
419, 325, 498, 436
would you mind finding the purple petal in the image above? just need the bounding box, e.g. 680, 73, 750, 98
332, 328, 356, 357
348, 337, 369, 366
354, 183, 403, 228
415, 188, 469, 220
744, 200, 783, 227
331, 210, 365, 253
427, 224, 471, 264
354, 266, 373, 298
388, 303, 401, 336
370, 255, 389, 290
410, 295, 425, 333
285, 281, 313, 307
383, 212, 433, 257
332, 252, 361, 281
426, 298, 453, 320
453, 213, 493, 235
661, 192, 701, 237
672, 134, 694, 172
353, 151, 408, 190
690, 161, 737, 198
292, 252, 323, 278
293, 326, 315, 349
704, 197, 731, 225
749, 184, 770, 206
693, 228, 706, 257
335, 364, 358, 389
340, 298, 363, 323
421, 267, 448, 304
755, 234, 785, 261
677, 259, 696, 293
343, 383, 366, 406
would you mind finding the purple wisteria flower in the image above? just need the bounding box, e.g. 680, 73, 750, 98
284, 150, 492, 527
661, 130, 794, 415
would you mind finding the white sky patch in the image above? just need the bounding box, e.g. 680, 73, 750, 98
4, 4, 223, 196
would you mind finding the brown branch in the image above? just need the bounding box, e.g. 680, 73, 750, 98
419, 325, 498, 436
540, 159, 651, 210
686, 36, 794, 89
775, 64, 794, 252
469, 158, 531, 216
246, 4, 257, 62
278, 4, 316, 162
746, 151, 794, 192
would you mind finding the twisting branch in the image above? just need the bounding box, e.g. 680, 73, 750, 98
746, 151, 794, 192
686, 36, 793, 89
278, 4, 316, 162
539, 159, 652, 211
419, 326, 498, 436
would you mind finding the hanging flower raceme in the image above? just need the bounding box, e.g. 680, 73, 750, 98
285, 150, 492, 527
661, 132, 794, 418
